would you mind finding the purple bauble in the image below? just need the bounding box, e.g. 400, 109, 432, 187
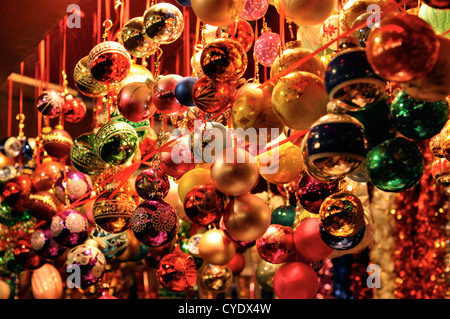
241, 0, 269, 21
51, 209, 89, 248
30, 222, 66, 259
131, 199, 179, 247
296, 173, 340, 214
135, 167, 170, 200
54, 169, 92, 204
65, 239, 106, 289
254, 30, 281, 67
36, 90, 64, 119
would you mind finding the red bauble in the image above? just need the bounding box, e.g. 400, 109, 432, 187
117, 82, 155, 122
158, 136, 195, 179
156, 246, 197, 292
31, 160, 63, 192
2, 175, 33, 211
296, 173, 340, 214
273, 262, 319, 299
152, 74, 186, 115
256, 224, 296, 264
294, 217, 333, 262
228, 18, 254, 52
26, 191, 60, 221
192, 76, 234, 114
63, 98, 87, 123
42, 128, 73, 159
227, 252, 246, 276
13, 238, 46, 270
184, 184, 225, 226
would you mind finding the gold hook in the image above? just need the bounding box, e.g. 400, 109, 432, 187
16, 113, 25, 137
102, 19, 113, 41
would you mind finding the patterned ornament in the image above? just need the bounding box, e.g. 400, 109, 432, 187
184, 184, 225, 226
89, 226, 129, 260
54, 169, 92, 204
93, 190, 136, 233
192, 75, 235, 114
31, 222, 66, 259
135, 167, 170, 200
157, 246, 197, 292
73, 56, 108, 98
42, 127, 73, 159
70, 132, 108, 175
36, 90, 64, 119
51, 209, 89, 248
26, 191, 60, 221
200, 263, 233, 293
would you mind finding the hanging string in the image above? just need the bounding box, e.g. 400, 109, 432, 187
7, 76, 13, 137
183, 6, 191, 77
97, 0, 102, 44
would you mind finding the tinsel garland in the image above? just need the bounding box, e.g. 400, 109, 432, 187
392, 145, 448, 299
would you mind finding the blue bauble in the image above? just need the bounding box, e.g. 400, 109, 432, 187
176, 0, 191, 6
174, 76, 198, 106
90, 227, 129, 260
319, 224, 365, 251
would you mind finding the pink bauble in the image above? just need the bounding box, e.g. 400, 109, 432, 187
294, 217, 333, 262
254, 31, 281, 67
151, 74, 186, 115
256, 224, 296, 264
241, 0, 269, 21
273, 261, 319, 299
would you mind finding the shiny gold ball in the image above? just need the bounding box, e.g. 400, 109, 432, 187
120, 17, 158, 58
200, 263, 233, 293
73, 56, 108, 98
198, 229, 236, 265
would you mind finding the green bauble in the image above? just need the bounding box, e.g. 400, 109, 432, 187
110, 109, 150, 142
0, 202, 15, 226
366, 137, 424, 192
94, 121, 139, 165
70, 132, 108, 175
419, 4, 450, 38
271, 205, 296, 227
390, 91, 448, 140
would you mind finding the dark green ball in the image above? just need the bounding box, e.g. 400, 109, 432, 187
390, 91, 449, 140
271, 205, 296, 227
366, 137, 424, 192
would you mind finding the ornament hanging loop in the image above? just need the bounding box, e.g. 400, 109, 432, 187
102, 19, 113, 41
16, 113, 25, 138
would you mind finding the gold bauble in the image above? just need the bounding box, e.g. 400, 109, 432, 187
271, 71, 329, 131
270, 41, 326, 79
191, 0, 246, 27
198, 229, 236, 265
222, 193, 271, 242
177, 167, 212, 204
339, 0, 397, 31
116, 63, 154, 92
120, 17, 158, 58
73, 56, 108, 98
200, 263, 233, 293
277, 0, 336, 26
255, 260, 282, 289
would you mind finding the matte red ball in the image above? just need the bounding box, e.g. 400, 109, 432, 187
273, 262, 319, 299
256, 224, 296, 264
117, 82, 155, 122
294, 217, 333, 262
227, 252, 246, 276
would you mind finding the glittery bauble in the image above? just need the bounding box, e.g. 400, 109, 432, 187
94, 121, 139, 165
276, 0, 336, 26
192, 75, 234, 114
272, 71, 329, 131
184, 184, 225, 226
54, 169, 91, 204
51, 209, 89, 248
65, 240, 106, 289
319, 224, 365, 250
70, 132, 108, 175
366, 13, 440, 82
200, 38, 248, 83
222, 193, 271, 242
301, 113, 368, 183
366, 137, 424, 192
273, 261, 319, 299
431, 157, 450, 186
319, 191, 365, 237
191, 0, 246, 26
42, 127, 73, 159
73, 56, 108, 97
422, 0, 450, 9
62, 97, 87, 123
143, 3, 184, 45
151, 74, 186, 115
210, 148, 259, 197
297, 173, 340, 214
253, 30, 281, 68
294, 217, 333, 262
255, 260, 281, 289
87, 41, 131, 84
271, 205, 296, 227
325, 48, 386, 110
135, 167, 170, 200
36, 90, 64, 119
256, 224, 296, 264
198, 228, 236, 265
93, 190, 136, 233
271, 41, 325, 80
157, 247, 197, 292
200, 263, 233, 293
31, 222, 66, 259
116, 82, 154, 123
117, 63, 155, 91
430, 131, 444, 158
241, 0, 269, 20
13, 239, 45, 270
400, 35, 450, 102
158, 135, 195, 179
390, 91, 448, 140
227, 18, 254, 52
2, 175, 33, 211
26, 191, 60, 221
131, 199, 179, 247
120, 17, 158, 58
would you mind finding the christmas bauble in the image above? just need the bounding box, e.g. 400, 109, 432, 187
256, 224, 296, 264
177, 167, 212, 204
31, 264, 63, 299
2, 175, 33, 211
0, 280, 11, 299
221, 193, 271, 243
192, 75, 234, 114
31, 222, 66, 259
200, 38, 248, 82
54, 169, 91, 204
62, 97, 87, 123
110, 109, 150, 143
93, 190, 136, 233
151, 74, 186, 115
390, 91, 448, 140
254, 30, 281, 68
131, 199, 179, 247
241, 0, 269, 20
227, 252, 245, 275
228, 18, 254, 52
366, 13, 440, 82
51, 209, 89, 248
87, 41, 131, 84
319, 191, 365, 238
191, 0, 246, 26
158, 135, 195, 179
277, 0, 336, 25
271, 71, 329, 131
117, 62, 155, 91
271, 205, 297, 227
94, 121, 139, 165
296, 24, 323, 51
117, 82, 155, 123
31, 159, 62, 192
431, 157, 450, 186
351, 12, 373, 47
36, 90, 64, 119
320, 14, 346, 51
301, 113, 368, 183
174, 77, 198, 107
200, 263, 233, 293
70, 132, 108, 175
325, 48, 386, 110
210, 148, 259, 197
189, 121, 229, 163
296, 173, 340, 214
157, 247, 197, 292
430, 131, 445, 158
42, 127, 73, 159
26, 191, 60, 221
143, 3, 184, 45
319, 223, 365, 250
89, 226, 129, 260
422, 0, 450, 9
273, 261, 319, 299
294, 217, 333, 262
184, 184, 225, 226
0, 137, 22, 158
73, 56, 108, 97
255, 260, 281, 289
13, 238, 45, 270
366, 137, 424, 192
64, 240, 106, 289
135, 167, 170, 200
120, 17, 158, 58
198, 228, 236, 265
